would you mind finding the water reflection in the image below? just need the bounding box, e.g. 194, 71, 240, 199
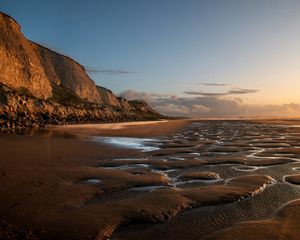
93, 137, 160, 152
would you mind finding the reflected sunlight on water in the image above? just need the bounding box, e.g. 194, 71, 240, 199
93, 137, 160, 152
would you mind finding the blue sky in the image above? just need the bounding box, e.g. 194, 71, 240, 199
2, 0, 300, 117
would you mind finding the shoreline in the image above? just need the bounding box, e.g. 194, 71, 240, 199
44, 119, 191, 137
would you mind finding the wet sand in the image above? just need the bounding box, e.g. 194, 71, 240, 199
45, 120, 182, 137
1, 119, 300, 239
0, 120, 188, 239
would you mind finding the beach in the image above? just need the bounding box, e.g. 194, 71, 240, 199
1, 119, 300, 239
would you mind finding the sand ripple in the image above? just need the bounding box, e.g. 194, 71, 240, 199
96, 121, 300, 240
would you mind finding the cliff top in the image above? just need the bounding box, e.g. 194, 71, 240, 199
0, 12, 87, 74
31, 41, 86, 72
0, 12, 21, 29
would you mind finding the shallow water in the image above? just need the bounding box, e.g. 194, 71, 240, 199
93, 136, 161, 152
80, 179, 102, 184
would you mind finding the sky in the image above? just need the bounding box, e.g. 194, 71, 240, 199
2, 0, 300, 117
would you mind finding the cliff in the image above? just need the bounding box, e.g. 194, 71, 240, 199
33, 42, 102, 103
96, 86, 122, 107
0, 12, 163, 131
0, 13, 52, 100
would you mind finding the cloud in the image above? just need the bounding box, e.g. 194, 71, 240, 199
152, 96, 242, 117
120, 90, 175, 101
185, 88, 258, 97
120, 89, 300, 118
85, 67, 137, 75
119, 90, 153, 102
185, 91, 224, 97
169, 82, 230, 86
228, 88, 259, 94
161, 97, 300, 118
191, 104, 211, 113
155, 104, 190, 114
198, 83, 229, 87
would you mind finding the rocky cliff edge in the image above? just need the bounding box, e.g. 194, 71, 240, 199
0, 12, 163, 132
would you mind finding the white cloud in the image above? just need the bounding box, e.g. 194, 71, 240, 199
155, 103, 190, 115
192, 104, 211, 113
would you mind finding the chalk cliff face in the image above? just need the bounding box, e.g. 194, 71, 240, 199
0, 12, 163, 131
96, 86, 122, 107
0, 13, 52, 100
32, 43, 102, 103
0, 12, 104, 103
